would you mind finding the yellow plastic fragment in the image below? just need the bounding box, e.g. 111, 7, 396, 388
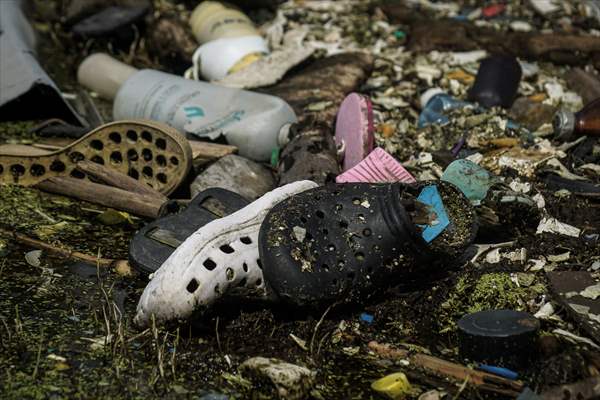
379, 123, 395, 139
446, 69, 474, 84
528, 93, 547, 102
371, 372, 412, 399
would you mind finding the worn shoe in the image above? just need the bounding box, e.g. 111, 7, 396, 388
0, 120, 192, 195
129, 188, 250, 274
259, 181, 477, 307
134, 180, 318, 327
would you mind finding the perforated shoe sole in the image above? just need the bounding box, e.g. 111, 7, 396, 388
134, 180, 319, 327
0, 120, 192, 195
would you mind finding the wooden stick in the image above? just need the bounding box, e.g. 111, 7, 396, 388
0, 227, 116, 268
76, 161, 166, 201
36, 176, 164, 218
190, 141, 238, 168
368, 341, 524, 396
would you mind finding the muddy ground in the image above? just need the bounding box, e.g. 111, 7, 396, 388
1, 0, 600, 399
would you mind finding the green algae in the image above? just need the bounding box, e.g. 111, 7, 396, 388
438, 272, 546, 333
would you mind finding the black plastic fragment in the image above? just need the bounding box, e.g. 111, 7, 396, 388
468, 55, 522, 109
72, 5, 149, 38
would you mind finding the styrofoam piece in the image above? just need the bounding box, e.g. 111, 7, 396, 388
134, 180, 319, 327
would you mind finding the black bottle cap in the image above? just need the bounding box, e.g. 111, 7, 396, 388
457, 309, 540, 369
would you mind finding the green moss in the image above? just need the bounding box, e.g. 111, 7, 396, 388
438, 272, 541, 333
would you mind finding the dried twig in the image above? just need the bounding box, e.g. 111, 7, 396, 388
368, 341, 524, 397
0, 227, 120, 268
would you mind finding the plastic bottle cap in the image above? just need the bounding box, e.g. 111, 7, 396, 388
553, 109, 576, 141
77, 53, 138, 100
277, 123, 293, 147
457, 309, 540, 369
192, 36, 269, 81
420, 87, 444, 109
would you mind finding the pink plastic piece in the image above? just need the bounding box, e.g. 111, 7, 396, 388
335, 93, 375, 172
336, 148, 416, 184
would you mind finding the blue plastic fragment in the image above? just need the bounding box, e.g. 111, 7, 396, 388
477, 364, 519, 380
441, 159, 499, 205
418, 93, 471, 128
418, 92, 526, 131
360, 313, 374, 324
416, 185, 450, 243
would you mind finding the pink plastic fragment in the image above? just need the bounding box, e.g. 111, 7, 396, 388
335, 93, 375, 172
482, 4, 505, 18
336, 148, 416, 184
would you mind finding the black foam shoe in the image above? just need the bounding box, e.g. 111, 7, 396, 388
259, 181, 478, 306
129, 188, 249, 274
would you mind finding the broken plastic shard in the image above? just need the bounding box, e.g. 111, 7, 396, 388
25, 249, 42, 267
534, 302, 555, 319
529, 0, 561, 15
441, 159, 499, 205
581, 284, 600, 300
216, 45, 315, 89
336, 148, 416, 184
536, 217, 581, 237
416, 185, 450, 243
371, 372, 412, 400
418, 91, 472, 128
548, 271, 600, 343
447, 50, 488, 66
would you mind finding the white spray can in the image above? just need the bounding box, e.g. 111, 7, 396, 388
188, 1, 268, 81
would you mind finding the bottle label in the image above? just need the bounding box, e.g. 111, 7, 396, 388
118, 74, 245, 140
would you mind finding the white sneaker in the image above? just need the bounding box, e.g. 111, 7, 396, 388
134, 180, 318, 327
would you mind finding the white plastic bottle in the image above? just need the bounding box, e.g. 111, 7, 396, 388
188, 1, 268, 81
77, 53, 296, 161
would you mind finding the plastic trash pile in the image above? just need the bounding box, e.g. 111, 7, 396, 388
0, 0, 599, 399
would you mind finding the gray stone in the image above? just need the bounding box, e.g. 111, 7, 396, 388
240, 357, 315, 400
191, 155, 275, 201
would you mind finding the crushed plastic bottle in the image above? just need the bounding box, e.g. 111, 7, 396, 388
188, 1, 269, 81
77, 53, 296, 161
419, 88, 523, 131
554, 98, 600, 141
418, 88, 472, 128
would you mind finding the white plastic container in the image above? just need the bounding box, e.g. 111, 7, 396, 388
188, 1, 268, 81
78, 53, 296, 161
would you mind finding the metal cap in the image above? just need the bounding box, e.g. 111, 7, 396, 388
553, 109, 576, 141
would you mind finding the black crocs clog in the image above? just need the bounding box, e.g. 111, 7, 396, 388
129, 188, 249, 274
259, 181, 478, 306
